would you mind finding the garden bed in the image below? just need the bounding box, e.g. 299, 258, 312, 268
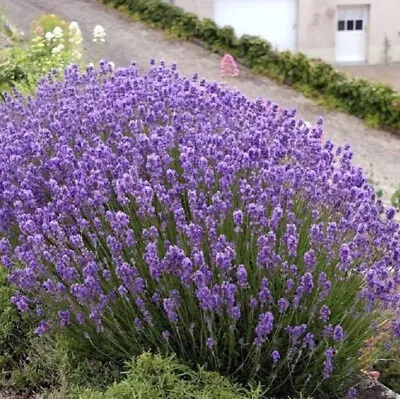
1, 11, 400, 399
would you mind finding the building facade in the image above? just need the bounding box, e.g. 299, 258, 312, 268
171, 0, 400, 64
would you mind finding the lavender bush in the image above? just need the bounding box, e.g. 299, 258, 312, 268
1, 61, 400, 397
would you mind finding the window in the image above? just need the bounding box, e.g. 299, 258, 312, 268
347, 20, 354, 30
337, 6, 367, 32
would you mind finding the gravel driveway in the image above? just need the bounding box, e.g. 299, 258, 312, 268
3, 0, 400, 206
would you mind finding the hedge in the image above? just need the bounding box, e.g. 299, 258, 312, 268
101, 0, 400, 131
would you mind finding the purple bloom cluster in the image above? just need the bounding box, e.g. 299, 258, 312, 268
1, 61, 399, 395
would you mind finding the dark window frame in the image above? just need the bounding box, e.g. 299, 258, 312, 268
346, 20, 354, 30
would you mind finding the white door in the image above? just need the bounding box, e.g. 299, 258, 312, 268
335, 6, 368, 63
214, 0, 297, 52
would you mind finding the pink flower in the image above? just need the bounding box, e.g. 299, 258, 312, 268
367, 370, 380, 379
220, 54, 239, 78
34, 26, 44, 36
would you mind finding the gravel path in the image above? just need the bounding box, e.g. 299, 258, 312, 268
3, 0, 400, 206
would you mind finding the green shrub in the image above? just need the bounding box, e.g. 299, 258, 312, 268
238, 35, 276, 66
78, 353, 262, 399
391, 188, 400, 210
218, 26, 237, 49
0, 267, 36, 391
170, 12, 200, 39
100, 0, 400, 131
0, 313, 122, 395
0, 267, 65, 393
0, 59, 28, 95
36, 338, 123, 397
276, 52, 311, 86
374, 351, 400, 394
4, 63, 398, 397
0, 14, 88, 96
196, 18, 219, 46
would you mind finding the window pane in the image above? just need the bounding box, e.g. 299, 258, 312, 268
338, 20, 345, 31
347, 20, 354, 30
355, 20, 363, 30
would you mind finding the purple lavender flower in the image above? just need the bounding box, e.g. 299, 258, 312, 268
58, 310, 71, 326
11, 294, 29, 312
258, 277, 272, 304
162, 330, 170, 342
249, 297, 258, 309
319, 305, 331, 322
303, 333, 316, 350
1, 61, 399, 397
386, 207, 396, 220
278, 298, 289, 313
207, 337, 216, 349
347, 387, 357, 398
35, 320, 49, 336
300, 272, 314, 294
286, 278, 295, 293
323, 347, 335, 379
233, 209, 243, 226
323, 324, 333, 338
236, 264, 248, 288
303, 250, 316, 271
333, 325, 345, 342
163, 297, 179, 323
272, 350, 280, 363
254, 312, 274, 346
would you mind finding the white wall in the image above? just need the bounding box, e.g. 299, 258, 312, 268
174, 0, 400, 64
298, 0, 400, 64
173, 0, 214, 19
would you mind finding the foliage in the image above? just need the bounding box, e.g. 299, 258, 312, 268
1, 63, 399, 398
374, 344, 400, 393
28, 337, 123, 397
78, 353, 262, 399
0, 305, 122, 395
31, 14, 69, 39
100, 0, 400, 131
0, 14, 84, 95
365, 323, 400, 393
218, 26, 237, 49
392, 188, 400, 211
0, 268, 35, 390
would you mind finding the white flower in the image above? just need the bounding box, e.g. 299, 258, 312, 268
52, 26, 64, 39
70, 30, 83, 46
93, 25, 106, 42
71, 49, 82, 61
45, 31, 54, 41
69, 21, 83, 44
69, 21, 80, 31
51, 43, 65, 55
70, 35, 83, 46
